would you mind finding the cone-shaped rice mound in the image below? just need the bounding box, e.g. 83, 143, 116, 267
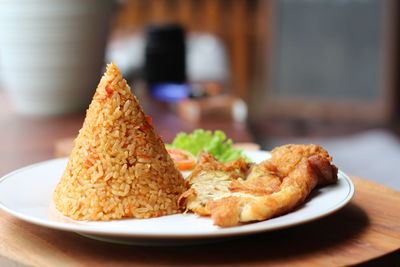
53, 63, 187, 220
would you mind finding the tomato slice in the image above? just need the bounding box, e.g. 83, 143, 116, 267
167, 148, 196, 171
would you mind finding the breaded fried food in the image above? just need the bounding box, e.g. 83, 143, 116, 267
178, 144, 338, 227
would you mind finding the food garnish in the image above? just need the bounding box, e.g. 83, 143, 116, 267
170, 129, 246, 162
166, 148, 196, 171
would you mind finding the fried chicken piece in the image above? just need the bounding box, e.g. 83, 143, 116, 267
178, 144, 338, 227
178, 151, 251, 216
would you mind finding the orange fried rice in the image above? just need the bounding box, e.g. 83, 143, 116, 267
53, 63, 187, 220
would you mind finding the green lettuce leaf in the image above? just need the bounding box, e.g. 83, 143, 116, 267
170, 129, 247, 162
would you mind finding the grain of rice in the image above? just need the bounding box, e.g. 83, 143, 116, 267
53, 63, 187, 221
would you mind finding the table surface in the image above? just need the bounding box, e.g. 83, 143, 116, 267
0, 92, 399, 266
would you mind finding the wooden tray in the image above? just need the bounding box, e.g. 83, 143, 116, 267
0, 176, 399, 266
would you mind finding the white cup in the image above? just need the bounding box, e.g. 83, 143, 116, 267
0, 0, 115, 116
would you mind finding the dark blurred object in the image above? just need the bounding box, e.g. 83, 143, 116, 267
145, 23, 186, 84
145, 23, 189, 102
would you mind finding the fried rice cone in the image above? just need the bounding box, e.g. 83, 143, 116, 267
53, 63, 187, 221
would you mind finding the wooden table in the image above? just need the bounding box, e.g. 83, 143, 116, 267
0, 92, 399, 266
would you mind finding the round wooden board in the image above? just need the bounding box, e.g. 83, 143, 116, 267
0, 176, 399, 266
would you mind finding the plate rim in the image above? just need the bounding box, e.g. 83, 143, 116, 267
0, 153, 355, 240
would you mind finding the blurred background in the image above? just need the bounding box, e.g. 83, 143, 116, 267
0, 0, 399, 189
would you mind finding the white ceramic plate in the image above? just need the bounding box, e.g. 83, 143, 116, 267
0, 151, 354, 245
